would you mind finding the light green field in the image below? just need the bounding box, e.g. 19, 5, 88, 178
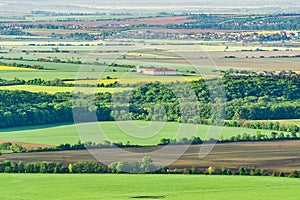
0, 59, 128, 72
0, 85, 131, 94
0, 121, 287, 145
0, 174, 299, 200
0, 70, 128, 81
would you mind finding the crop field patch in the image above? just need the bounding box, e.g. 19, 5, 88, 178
0, 65, 36, 71
0, 85, 131, 94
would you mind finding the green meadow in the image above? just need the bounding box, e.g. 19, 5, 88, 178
0, 121, 286, 145
0, 174, 299, 200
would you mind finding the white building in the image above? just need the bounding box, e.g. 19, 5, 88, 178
136, 66, 177, 76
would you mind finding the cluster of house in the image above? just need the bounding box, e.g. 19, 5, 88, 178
260, 70, 300, 76
189, 31, 300, 42
136, 66, 177, 76
226, 69, 300, 77
114, 30, 300, 43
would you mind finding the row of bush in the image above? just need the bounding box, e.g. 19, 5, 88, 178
0, 157, 155, 174
178, 166, 298, 178
0, 78, 25, 86
0, 160, 105, 174
0, 159, 299, 178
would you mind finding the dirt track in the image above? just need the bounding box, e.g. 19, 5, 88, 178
1, 140, 300, 173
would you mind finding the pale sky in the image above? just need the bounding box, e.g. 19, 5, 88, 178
0, 0, 299, 14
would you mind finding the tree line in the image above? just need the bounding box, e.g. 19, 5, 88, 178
1, 158, 300, 178
0, 61, 44, 69
224, 120, 299, 134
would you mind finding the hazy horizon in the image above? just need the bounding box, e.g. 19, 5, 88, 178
0, 0, 299, 15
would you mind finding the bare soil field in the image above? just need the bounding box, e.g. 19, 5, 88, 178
0, 140, 53, 149
1, 140, 300, 173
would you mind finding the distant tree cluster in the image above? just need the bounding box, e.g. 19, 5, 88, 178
0, 78, 25, 86
26, 78, 73, 87
0, 142, 24, 153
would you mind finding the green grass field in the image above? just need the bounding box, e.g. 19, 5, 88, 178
0, 121, 287, 145
0, 174, 299, 200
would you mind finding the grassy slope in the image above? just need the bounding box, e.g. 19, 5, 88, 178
0, 174, 300, 200
0, 121, 285, 145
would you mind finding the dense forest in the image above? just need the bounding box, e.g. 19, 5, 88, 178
1, 75, 300, 128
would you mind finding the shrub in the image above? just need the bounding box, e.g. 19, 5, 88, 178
238, 167, 250, 176
172, 168, 179, 174
279, 172, 285, 177
289, 170, 299, 178
250, 167, 261, 176
183, 168, 192, 174
261, 169, 268, 176
207, 166, 216, 175
221, 167, 232, 175
18, 161, 25, 173
191, 167, 199, 174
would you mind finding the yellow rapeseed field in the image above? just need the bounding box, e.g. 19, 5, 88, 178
0, 66, 36, 71
0, 85, 131, 94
